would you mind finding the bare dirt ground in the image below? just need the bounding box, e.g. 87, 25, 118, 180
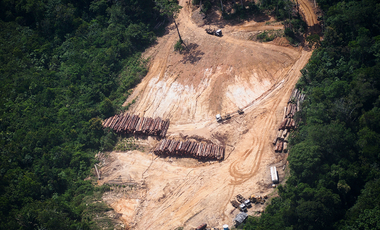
100, 0, 318, 229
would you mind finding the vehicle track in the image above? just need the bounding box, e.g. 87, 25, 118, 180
110, 0, 315, 228
299, 0, 318, 27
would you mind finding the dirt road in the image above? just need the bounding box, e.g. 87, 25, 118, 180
102, 1, 315, 229
299, 0, 318, 27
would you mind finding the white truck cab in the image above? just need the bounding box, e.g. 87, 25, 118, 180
216, 114, 222, 122
239, 203, 247, 212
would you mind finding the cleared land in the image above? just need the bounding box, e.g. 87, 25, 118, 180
100, 0, 317, 229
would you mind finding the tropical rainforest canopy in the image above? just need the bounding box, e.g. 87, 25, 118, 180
0, 0, 159, 228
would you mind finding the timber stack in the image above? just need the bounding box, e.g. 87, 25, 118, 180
153, 139, 225, 161
273, 89, 305, 153
102, 112, 170, 137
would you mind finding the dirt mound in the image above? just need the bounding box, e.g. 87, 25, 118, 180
101, 0, 316, 229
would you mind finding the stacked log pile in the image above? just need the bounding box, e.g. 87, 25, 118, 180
273, 89, 305, 153
102, 113, 170, 137
153, 139, 225, 161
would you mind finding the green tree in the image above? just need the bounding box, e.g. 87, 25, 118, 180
154, 0, 184, 43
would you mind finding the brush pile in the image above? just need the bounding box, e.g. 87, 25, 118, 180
102, 113, 170, 137
154, 139, 225, 161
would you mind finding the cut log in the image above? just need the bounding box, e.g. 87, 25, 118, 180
278, 141, 283, 152
285, 118, 292, 129
279, 118, 288, 130
284, 134, 289, 142
277, 130, 284, 140
283, 142, 288, 153
94, 164, 101, 180
274, 141, 279, 152
282, 129, 288, 139
273, 137, 278, 145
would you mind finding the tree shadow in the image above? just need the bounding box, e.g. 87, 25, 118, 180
180, 43, 205, 64
200, 4, 271, 29
308, 23, 323, 36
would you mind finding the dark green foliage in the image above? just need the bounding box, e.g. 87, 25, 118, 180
307, 34, 321, 48
260, 0, 307, 43
0, 0, 158, 228
242, 0, 380, 229
154, 0, 182, 18
222, 1, 260, 20
174, 39, 185, 51
257, 31, 275, 42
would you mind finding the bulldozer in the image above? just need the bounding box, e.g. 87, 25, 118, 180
250, 195, 265, 204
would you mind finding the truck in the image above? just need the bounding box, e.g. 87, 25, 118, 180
236, 194, 246, 203
271, 166, 279, 184
216, 114, 222, 122
224, 113, 231, 120
244, 199, 252, 208
205, 28, 222, 37
239, 203, 247, 212
231, 200, 240, 209
231, 200, 247, 211
216, 113, 231, 122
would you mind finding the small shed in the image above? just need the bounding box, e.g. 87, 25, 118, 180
270, 166, 279, 184
233, 212, 248, 226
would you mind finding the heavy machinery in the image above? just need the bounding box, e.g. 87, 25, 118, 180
216, 113, 231, 122
205, 28, 222, 37
231, 199, 247, 211
239, 203, 247, 212
234, 212, 248, 226
236, 194, 246, 203
249, 195, 266, 204
216, 114, 222, 122
238, 109, 244, 115
244, 199, 252, 208
231, 200, 240, 209
249, 194, 257, 203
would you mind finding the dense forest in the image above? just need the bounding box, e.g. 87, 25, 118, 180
241, 0, 380, 229
0, 0, 160, 229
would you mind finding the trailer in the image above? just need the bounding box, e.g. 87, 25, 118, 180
236, 194, 246, 203
270, 166, 279, 184
231, 200, 240, 209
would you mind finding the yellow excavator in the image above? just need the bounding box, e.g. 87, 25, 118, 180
249, 195, 267, 204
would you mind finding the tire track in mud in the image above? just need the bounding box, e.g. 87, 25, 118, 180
227, 51, 311, 185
